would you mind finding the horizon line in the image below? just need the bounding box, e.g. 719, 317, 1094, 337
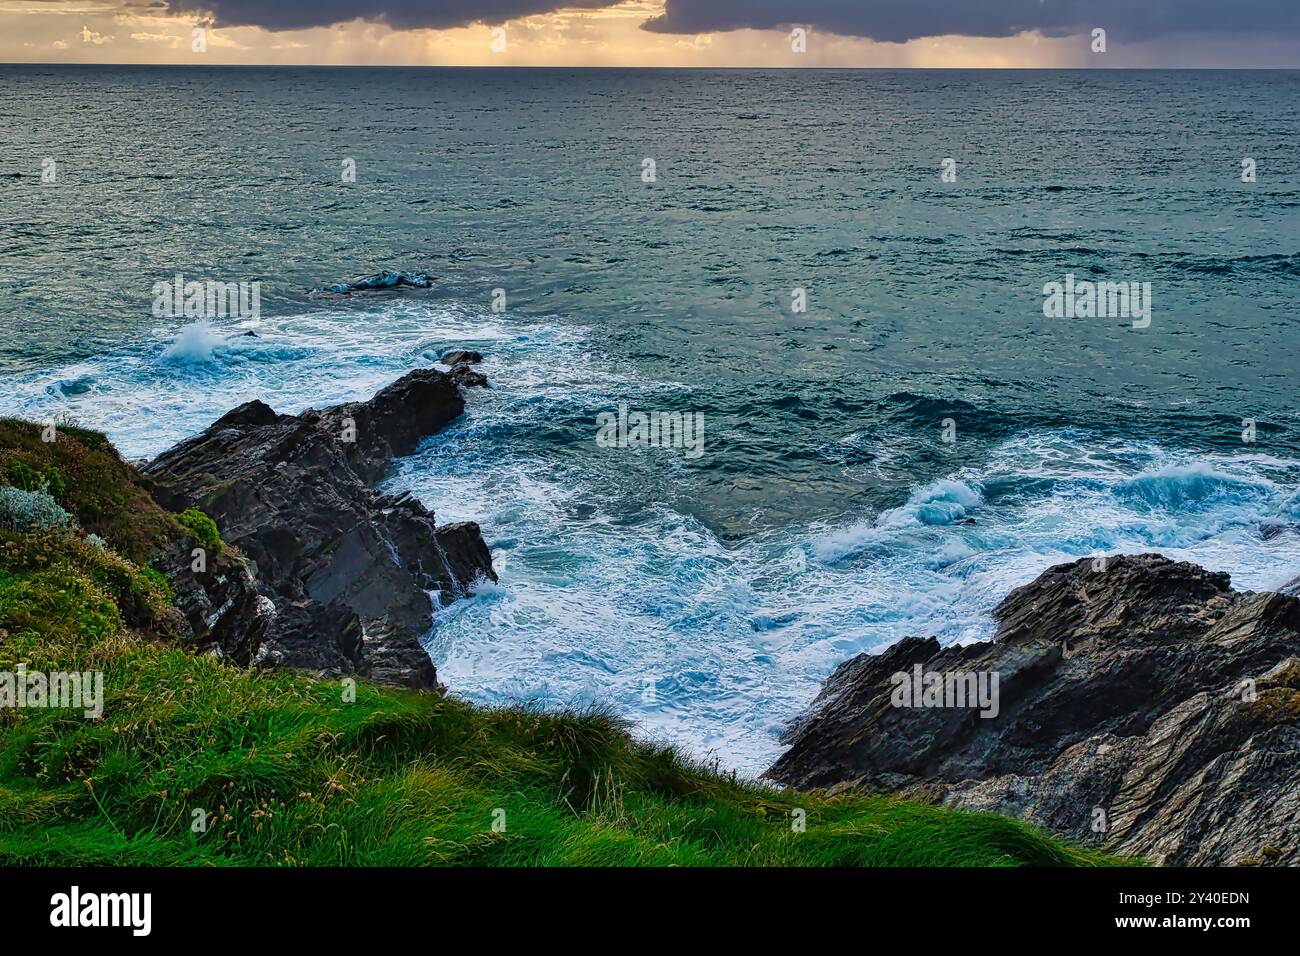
3, 63, 1297, 70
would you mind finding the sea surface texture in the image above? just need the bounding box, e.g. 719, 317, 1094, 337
2, 66, 1299, 774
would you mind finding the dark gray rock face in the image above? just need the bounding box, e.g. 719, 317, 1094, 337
160, 535, 268, 667
439, 348, 488, 388
765, 554, 1300, 866
142, 368, 494, 689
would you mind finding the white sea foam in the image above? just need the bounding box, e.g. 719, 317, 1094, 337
393, 379, 1300, 776
2, 302, 604, 459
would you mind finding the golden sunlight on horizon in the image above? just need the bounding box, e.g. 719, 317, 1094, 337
1, 0, 1294, 67
0, 0, 1114, 68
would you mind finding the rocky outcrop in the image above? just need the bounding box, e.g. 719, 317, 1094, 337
161, 535, 268, 666
766, 554, 1300, 866
141, 367, 494, 689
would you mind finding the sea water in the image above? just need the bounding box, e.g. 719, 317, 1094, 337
2, 66, 1299, 774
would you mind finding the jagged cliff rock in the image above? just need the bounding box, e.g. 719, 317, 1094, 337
142, 367, 494, 689
161, 534, 268, 666
765, 554, 1300, 866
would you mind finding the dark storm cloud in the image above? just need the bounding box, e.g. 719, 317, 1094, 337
644, 0, 1300, 43
169, 1, 622, 32
160, 1, 1300, 40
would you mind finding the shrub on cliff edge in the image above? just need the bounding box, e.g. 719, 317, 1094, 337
0, 486, 72, 532
174, 508, 223, 558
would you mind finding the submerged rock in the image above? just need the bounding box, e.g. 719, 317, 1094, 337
439, 348, 488, 388
322, 270, 433, 294
765, 554, 1300, 865
439, 349, 483, 366
142, 366, 494, 689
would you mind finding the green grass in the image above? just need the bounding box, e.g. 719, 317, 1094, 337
0, 647, 1121, 866
173, 508, 222, 558
0, 421, 1131, 867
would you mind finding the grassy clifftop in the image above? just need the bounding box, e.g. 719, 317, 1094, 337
0, 419, 1120, 866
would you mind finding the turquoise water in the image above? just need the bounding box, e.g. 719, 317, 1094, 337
3, 66, 1300, 773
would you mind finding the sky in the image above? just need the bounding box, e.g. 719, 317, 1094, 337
3, 0, 1299, 67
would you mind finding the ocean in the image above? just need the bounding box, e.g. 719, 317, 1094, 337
3, 65, 1300, 774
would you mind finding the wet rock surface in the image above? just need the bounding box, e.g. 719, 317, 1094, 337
766, 554, 1300, 865
143, 367, 494, 689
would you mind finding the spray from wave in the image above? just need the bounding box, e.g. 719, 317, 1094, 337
161, 320, 221, 364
